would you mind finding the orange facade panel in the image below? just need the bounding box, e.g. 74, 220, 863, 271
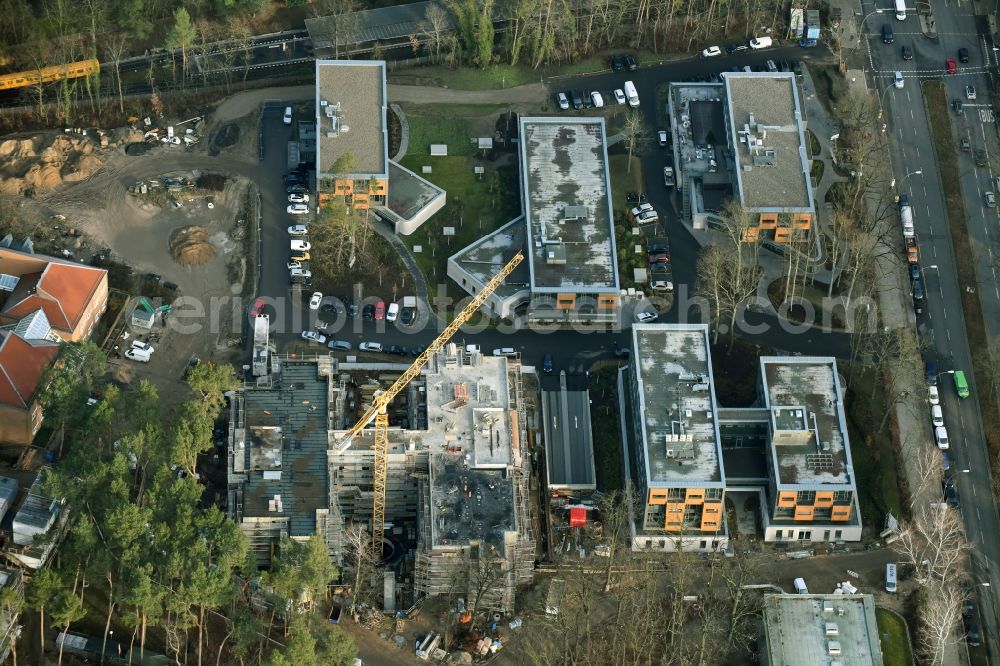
831, 505, 852, 521
597, 294, 619, 311
648, 490, 668, 506
685, 489, 705, 505
556, 294, 576, 310
794, 505, 815, 521
815, 492, 834, 507
758, 213, 779, 228
778, 492, 797, 507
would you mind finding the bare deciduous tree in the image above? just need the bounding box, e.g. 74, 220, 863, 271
623, 110, 651, 172
893, 502, 971, 583
917, 580, 965, 666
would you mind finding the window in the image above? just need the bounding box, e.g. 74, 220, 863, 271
797, 490, 816, 504
833, 491, 852, 504
667, 487, 685, 500
835, 530, 843, 539
699, 540, 707, 549
823, 530, 831, 540
797, 530, 811, 540
705, 488, 723, 500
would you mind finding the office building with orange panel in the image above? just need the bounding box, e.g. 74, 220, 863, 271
667, 73, 814, 243
315, 60, 389, 210
622, 325, 861, 552
758, 357, 861, 543
448, 117, 621, 325
624, 324, 728, 552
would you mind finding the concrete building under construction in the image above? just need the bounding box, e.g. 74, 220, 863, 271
226, 345, 535, 612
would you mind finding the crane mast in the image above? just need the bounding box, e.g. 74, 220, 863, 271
335, 252, 524, 552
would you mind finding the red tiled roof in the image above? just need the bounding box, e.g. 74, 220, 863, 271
1, 257, 105, 332
0, 331, 59, 410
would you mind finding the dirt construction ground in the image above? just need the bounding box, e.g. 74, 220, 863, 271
6, 102, 272, 406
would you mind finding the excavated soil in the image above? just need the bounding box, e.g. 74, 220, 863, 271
169, 225, 217, 266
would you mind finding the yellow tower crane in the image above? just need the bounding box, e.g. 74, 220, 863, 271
335, 251, 524, 552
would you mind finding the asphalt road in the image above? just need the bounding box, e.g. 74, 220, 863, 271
865, 0, 1000, 659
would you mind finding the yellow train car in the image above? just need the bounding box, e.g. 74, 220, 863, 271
0, 58, 100, 92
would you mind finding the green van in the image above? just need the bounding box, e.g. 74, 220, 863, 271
954, 370, 970, 398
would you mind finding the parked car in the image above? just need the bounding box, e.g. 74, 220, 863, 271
630, 203, 654, 217
124, 349, 151, 363
658, 130, 668, 146
929, 385, 940, 405
609, 54, 624, 71
613, 89, 626, 105
288, 224, 309, 235
301, 330, 327, 344
542, 353, 554, 373
290, 268, 312, 279
309, 292, 323, 310
931, 404, 944, 427
556, 92, 570, 110
320, 296, 345, 314
935, 425, 950, 450
359, 342, 383, 352
386, 302, 399, 322
591, 91, 604, 108
986, 192, 997, 208
798, 38, 817, 48
966, 618, 981, 647
288, 193, 309, 204
926, 360, 939, 385
622, 54, 637, 70
283, 106, 293, 124
374, 300, 385, 320
944, 478, 959, 507
635, 309, 658, 323
726, 43, 748, 54
636, 210, 659, 223
909, 263, 921, 281
287, 261, 303, 270
959, 47, 970, 63
362, 303, 375, 320
570, 90, 583, 110
250, 298, 266, 317
701, 45, 722, 58
130, 340, 154, 354
400, 308, 415, 326
291, 240, 311, 251
328, 340, 352, 351
290, 251, 310, 262
493, 347, 517, 357
287, 204, 310, 215
750, 36, 773, 49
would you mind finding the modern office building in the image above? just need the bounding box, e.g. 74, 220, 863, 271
667, 72, 815, 243
448, 117, 621, 324
622, 324, 861, 551
763, 594, 884, 666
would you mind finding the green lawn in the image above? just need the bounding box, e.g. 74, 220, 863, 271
608, 154, 644, 216
398, 153, 519, 288
403, 104, 505, 157
876, 608, 914, 666
589, 365, 625, 492
843, 365, 905, 525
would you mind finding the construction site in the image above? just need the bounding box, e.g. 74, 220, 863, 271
226, 342, 536, 614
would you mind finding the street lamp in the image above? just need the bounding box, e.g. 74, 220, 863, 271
891, 169, 922, 191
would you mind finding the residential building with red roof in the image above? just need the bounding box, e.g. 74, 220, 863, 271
0, 247, 108, 444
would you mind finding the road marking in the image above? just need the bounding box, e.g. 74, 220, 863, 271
948, 329, 952, 341
982, 109, 996, 123
943, 307, 948, 319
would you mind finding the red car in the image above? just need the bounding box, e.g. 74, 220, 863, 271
374, 300, 385, 320
946, 58, 957, 74
250, 297, 266, 317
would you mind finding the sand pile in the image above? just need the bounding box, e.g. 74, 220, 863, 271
62, 154, 102, 183
0, 138, 36, 160
0, 132, 103, 193
170, 225, 217, 265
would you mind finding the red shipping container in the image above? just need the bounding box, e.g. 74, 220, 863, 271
569, 507, 587, 527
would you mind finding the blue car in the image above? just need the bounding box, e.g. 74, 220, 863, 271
542, 353, 553, 373
799, 38, 818, 48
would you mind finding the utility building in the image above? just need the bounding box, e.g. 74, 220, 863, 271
623, 324, 861, 551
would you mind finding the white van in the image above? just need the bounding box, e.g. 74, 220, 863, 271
885, 563, 897, 593
935, 425, 950, 450
931, 404, 944, 427
125, 348, 152, 363
793, 577, 809, 594
895, 0, 907, 20
623, 81, 640, 108
749, 36, 773, 50
283, 106, 293, 125
386, 302, 399, 322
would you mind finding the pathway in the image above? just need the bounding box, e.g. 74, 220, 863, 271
389, 103, 410, 162
370, 219, 438, 324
